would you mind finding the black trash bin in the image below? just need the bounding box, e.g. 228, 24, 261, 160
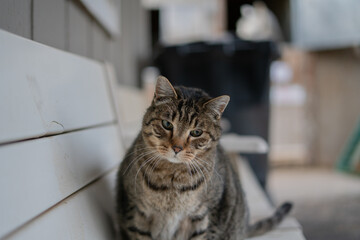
154, 39, 279, 190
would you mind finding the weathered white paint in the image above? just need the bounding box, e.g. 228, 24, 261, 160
0, 125, 123, 238
0, 29, 115, 144
5, 170, 118, 240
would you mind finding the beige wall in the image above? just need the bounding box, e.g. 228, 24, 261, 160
270, 46, 360, 167
269, 46, 310, 166
309, 49, 360, 166
0, 0, 150, 86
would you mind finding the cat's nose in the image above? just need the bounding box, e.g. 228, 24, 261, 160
172, 145, 183, 154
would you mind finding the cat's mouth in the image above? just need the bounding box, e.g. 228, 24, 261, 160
164, 153, 196, 164
156, 145, 195, 164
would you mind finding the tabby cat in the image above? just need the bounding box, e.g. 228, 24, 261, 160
116, 76, 291, 240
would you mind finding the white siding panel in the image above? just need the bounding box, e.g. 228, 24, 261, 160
0, 125, 123, 238
0, 30, 115, 144
0, 0, 32, 39
5, 170, 118, 240
33, 0, 67, 50
68, 1, 91, 57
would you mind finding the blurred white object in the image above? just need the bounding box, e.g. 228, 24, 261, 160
270, 60, 293, 84
236, 1, 282, 41
141, 66, 159, 102
290, 0, 360, 50
159, 0, 223, 45
270, 84, 306, 106
220, 134, 268, 153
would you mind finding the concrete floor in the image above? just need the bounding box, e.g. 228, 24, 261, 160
268, 167, 360, 240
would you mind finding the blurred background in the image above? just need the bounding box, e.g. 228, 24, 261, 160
1, 0, 359, 239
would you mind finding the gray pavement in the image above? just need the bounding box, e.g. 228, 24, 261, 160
268, 168, 360, 240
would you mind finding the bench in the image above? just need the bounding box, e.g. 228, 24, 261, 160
0, 29, 305, 240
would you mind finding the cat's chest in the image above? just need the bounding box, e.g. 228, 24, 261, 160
140, 198, 206, 240
151, 212, 187, 240
146, 191, 204, 237
142, 188, 201, 213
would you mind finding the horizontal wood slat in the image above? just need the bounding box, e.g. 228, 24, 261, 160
0, 29, 115, 145
4, 170, 118, 240
0, 125, 123, 238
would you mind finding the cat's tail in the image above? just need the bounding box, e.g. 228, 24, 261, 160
246, 202, 293, 238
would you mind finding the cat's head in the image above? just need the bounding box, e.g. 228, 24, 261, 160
142, 76, 229, 164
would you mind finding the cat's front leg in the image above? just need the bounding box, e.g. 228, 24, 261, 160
124, 226, 152, 240
180, 213, 209, 240
120, 206, 153, 240
188, 230, 208, 240
172, 218, 207, 240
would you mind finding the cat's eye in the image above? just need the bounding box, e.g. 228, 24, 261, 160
162, 120, 173, 130
190, 129, 203, 137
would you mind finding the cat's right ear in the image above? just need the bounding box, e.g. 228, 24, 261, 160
203, 95, 230, 120
154, 76, 177, 103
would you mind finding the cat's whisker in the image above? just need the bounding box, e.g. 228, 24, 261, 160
185, 162, 191, 177
213, 168, 223, 184
192, 159, 208, 192
143, 153, 156, 174
197, 160, 209, 191
146, 155, 162, 186
134, 154, 158, 193
199, 160, 214, 191
124, 145, 157, 158
195, 156, 222, 185
194, 156, 212, 167
122, 150, 156, 174
188, 161, 197, 189
203, 162, 216, 187
144, 154, 162, 187
195, 157, 214, 183
193, 158, 212, 185
194, 156, 215, 175
150, 155, 162, 173
122, 150, 157, 176
185, 162, 194, 187
123, 146, 156, 162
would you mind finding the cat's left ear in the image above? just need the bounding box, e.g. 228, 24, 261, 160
203, 95, 230, 119
154, 76, 177, 103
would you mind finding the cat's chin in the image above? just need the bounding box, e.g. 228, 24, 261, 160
166, 157, 185, 164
